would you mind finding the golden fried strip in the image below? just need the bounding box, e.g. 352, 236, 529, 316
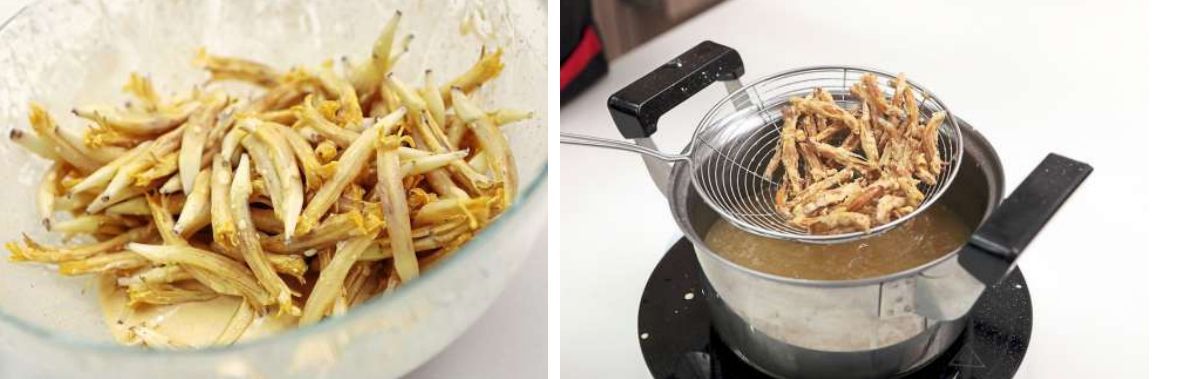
417, 111, 494, 194
489, 108, 534, 126
811, 141, 869, 169
73, 104, 194, 137
299, 235, 374, 326
122, 73, 161, 111
209, 155, 235, 247
875, 195, 906, 223
57, 193, 97, 213
103, 195, 182, 216
261, 211, 364, 254
412, 197, 491, 226
797, 211, 872, 233
859, 74, 899, 118
84, 124, 143, 149
213, 299, 253, 346
6, 226, 153, 263
901, 87, 919, 136
250, 121, 304, 240
28, 104, 102, 171
58, 251, 151, 276
204, 100, 243, 150
841, 178, 898, 212
239, 126, 294, 230
898, 177, 926, 204
37, 162, 65, 229
118, 265, 192, 287
70, 143, 151, 195
446, 116, 470, 149
239, 133, 287, 230
376, 137, 419, 282
175, 169, 212, 238
134, 151, 179, 187
890, 73, 908, 109
784, 168, 855, 211
297, 110, 402, 235
208, 236, 308, 280
9, 129, 61, 160
914, 153, 937, 186
316, 66, 364, 128
451, 91, 517, 205
400, 150, 469, 176
49, 214, 127, 235
127, 243, 271, 308
388, 75, 428, 117
144, 194, 186, 246
789, 97, 858, 128
180, 93, 229, 194
127, 282, 218, 307
762, 146, 782, 179
342, 261, 375, 306
230, 155, 300, 316
194, 48, 281, 87
777, 107, 803, 195
793, 182, 862, 219
422, 70, 447, 125
274, 124, 324, 190
922, 111, 947, 176
257, 109, 298, 125
267, 254, 308, 283
797, 139, 829, 181
87, 126, 188, 212
219, 128, 247, 161
858, 102, 880, 164
349, 10, 406, 99
443, 49, 504, 105
296, 95, 359, 146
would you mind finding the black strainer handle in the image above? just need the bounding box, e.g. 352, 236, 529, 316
960, 153, 1092, 285
608, 41, 745, 139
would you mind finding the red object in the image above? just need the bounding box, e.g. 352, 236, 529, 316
561, 26, 602, 91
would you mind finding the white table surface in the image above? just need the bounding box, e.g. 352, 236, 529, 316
560, 0, 1148, 378
0, 1, 547, 378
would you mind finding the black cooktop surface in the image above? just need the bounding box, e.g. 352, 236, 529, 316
637, 238, 1032, 379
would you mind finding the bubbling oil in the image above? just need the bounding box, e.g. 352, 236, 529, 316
704, 204, 971, 280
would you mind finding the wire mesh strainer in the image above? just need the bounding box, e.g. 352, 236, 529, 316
562, 42, 963, 244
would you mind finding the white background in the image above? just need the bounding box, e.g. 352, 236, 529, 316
1146, 0, 1174, 378
0, 0, 548, 378
560, 0, 1152, 378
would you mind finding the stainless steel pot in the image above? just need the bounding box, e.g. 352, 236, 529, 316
672, 121, 999, 378
565, 42, 1092, 378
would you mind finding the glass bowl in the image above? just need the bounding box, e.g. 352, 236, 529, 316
0, 0, 547, 377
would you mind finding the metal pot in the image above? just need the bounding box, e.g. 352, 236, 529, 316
673, 121, 998, 378
566, 41, 1091, 378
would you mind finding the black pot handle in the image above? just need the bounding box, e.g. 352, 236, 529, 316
960, 153, 1093, 285
607, 41, 745, 139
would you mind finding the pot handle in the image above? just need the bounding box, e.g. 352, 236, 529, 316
959, 153, 1092, 285
607, 40, 745, 139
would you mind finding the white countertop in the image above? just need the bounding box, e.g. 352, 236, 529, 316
0, 1, 547, 378
560, 0, 1147, 378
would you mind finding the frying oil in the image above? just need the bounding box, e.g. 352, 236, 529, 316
704, 204, 971, 280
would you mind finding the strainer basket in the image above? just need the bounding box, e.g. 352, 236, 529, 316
562, 42, 963, 244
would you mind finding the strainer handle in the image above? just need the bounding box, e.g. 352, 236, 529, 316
959, 153, 1092, 285
607, 41, 744, 139
560, 133, 688, 162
